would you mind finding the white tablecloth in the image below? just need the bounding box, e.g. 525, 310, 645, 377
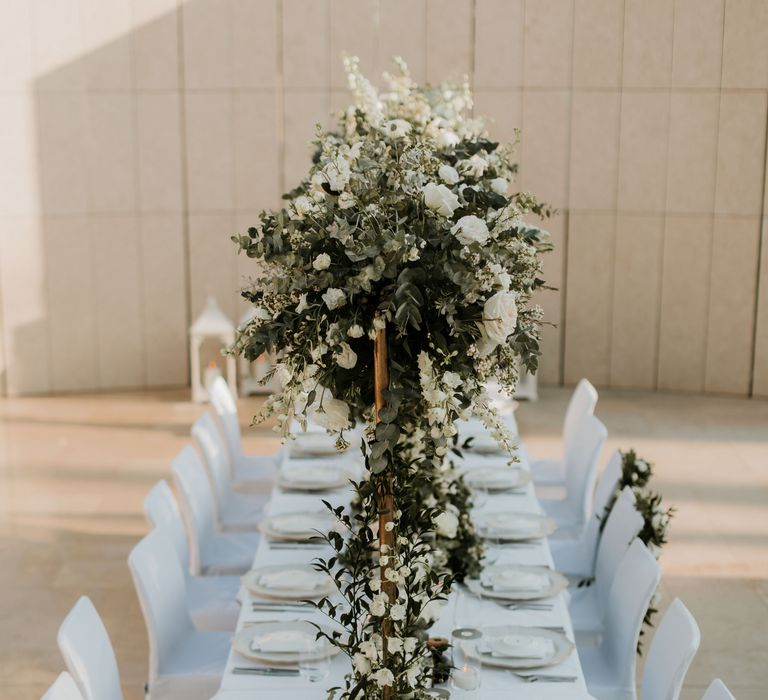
213, 444, 594, 700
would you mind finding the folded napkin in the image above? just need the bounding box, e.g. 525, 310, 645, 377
482, 634, 555, 660
282, 466, 340, 484
481, 569, 550, 592
485, 514, 539, 535
258, 568, 323, 590
271, 514, 325, 534
250, 629, 310, 653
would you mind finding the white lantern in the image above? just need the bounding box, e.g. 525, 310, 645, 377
237, 308, 281, 396
190, 296, 237, 403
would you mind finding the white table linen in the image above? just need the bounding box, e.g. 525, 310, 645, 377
212, 440, 595, 700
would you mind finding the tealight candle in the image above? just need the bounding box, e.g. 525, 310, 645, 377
451, 665, 480, 691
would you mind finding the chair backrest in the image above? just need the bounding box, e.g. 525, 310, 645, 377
42, 672, 85, 700
171, 445, 216, 575
603, 539, 661, 690
563, 414, 608, 523
208, 375, 244, 462
595, 487, 644, 604
143, 480, 190, 575
700, 680, 735, 700
56, 597, 123, 700
128, 526, 195, 682
562, 378, 598, 450
641, 598, 701, 700
192, 412, 236, 516
580, 450, 623, 575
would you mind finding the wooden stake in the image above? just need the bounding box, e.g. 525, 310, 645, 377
373, 320, 395, 699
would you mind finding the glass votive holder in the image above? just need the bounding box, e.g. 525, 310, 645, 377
450, 628, 482, 694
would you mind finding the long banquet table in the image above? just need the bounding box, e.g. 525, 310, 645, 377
212, 440, 596, 700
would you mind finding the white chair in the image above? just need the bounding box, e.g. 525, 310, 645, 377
171, 445, 260, 575
530, 378, 598, 485
144, 481, 240, 632
701, 680, 735, 700
539, 414, 608, 537
192, 412, 268, 531
56, 596, 123, 700
41, 672, 84, 700
129, 527, 230, 700
640, 598, 700, 700
551, 450, 623, 578
207, 375, 286, 490
580, 539, 662, 700
569, 488, 644, 637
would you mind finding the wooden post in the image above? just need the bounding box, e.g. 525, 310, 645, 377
373, 321, 395, 699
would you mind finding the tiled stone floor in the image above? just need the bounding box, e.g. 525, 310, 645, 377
1, 387, 766, 699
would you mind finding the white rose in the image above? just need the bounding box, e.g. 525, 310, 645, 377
483, 291, 518, 345
459, 153, 488, 178
347, 324, 364, 338
352, 653, 371, 675
490, 177, 508, 195
312, 392, 350, 432
312, 253, 331, 270
369, 592, 388, 617
360, 639, 378, 660
438, 164, 460, 185
321, 287, 346, 310
451, 215, 490, 246
334, 342, 357, 369
390, 603, 406, 621
383, 119, 411, 139
292, 195, 316, 219
437, 129, 460, 149
296, 294, 308, 313
423, 182, 460, 217
387, 637, 403, 654
338, 191, 355, 209
434, 510, 459, 539
374, 668, 394, 688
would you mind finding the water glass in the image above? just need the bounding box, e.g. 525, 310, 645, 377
298, 635, 331, 683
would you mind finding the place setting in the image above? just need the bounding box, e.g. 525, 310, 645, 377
465, 563, 568, 604
231, 620, 340, 681
259, 510, 341, 549
475, 511, 557, 544
463, 466, 532, 494
276, 461, 353, 493
242, 563, 336, 604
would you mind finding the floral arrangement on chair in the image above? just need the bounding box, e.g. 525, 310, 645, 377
233, 56, 551, 698
604, 449, 674, 652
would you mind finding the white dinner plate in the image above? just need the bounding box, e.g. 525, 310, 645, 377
465, 625, 574, 670
242, 564, 336, 600
464, 467, 531, 492
232, 620, 342, 665
290, 432, 346, 457
476, 511, 557, 541
465, 564, 568, 601
276, 465, 349, 492
260, 510, 337, 541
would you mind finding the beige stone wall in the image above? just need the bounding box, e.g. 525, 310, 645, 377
0, 0, 766, 396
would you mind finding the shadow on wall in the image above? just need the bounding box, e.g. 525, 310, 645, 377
12, 4, 197, 397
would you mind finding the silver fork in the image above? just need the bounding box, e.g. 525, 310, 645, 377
511, 672, 577, 683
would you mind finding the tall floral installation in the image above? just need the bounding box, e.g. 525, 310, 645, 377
233, 57, 552, 698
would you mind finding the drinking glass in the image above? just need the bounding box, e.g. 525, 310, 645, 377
298, 636, 331, 683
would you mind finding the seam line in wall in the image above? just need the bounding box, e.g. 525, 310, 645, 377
177, 0, 193, 383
